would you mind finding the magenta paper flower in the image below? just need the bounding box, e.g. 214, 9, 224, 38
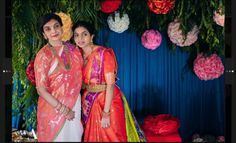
141, 29, 162, 50
193, 53, 224, 81
213, 9, 225, 27
168, 19, 199, 47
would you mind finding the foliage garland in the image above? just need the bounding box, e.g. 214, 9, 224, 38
12, 0, 225, 130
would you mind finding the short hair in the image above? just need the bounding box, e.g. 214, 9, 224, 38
72, 20, 95, 35
38, 13, 63, 34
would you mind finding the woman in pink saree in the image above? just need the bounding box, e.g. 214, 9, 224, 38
72, 20, 146, 142
34, 13, 83, 142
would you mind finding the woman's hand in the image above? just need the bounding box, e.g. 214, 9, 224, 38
65, 109, 75, 121
101, 116, 110, 128
55, 102, 75, 121
101, 111, 110, 128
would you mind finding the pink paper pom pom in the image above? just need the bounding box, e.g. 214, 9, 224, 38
168, 19, 199, 47
213, 9, 225, 27
141, 29, 162, 50
193, 53, 224, 81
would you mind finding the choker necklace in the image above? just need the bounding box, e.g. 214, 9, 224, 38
48, 42, 71, 70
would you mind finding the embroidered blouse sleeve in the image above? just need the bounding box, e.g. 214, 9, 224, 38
34, 48, 51, 89
103, 48, 118, 85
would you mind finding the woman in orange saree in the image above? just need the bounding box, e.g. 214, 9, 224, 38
34, 13, 83, 142
72, 20, 146, 142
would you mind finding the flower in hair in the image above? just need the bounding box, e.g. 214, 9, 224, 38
55, 12, 73, 41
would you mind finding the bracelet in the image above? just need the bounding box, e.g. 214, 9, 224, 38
59, 105, 66, 114
55, 102, 62, 111
102, 110, 110, 118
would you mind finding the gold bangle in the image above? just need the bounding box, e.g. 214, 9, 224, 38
59, 105, 65, 114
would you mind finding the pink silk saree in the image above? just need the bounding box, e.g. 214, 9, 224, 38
34, 42, 83, 141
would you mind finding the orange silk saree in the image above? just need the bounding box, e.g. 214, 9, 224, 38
82, 46, 146, 142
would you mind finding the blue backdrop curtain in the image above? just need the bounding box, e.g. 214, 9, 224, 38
96, 28, 225, 141
12, 28, 225, 141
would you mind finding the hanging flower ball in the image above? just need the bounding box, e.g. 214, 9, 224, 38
101, 0, 122, 13
107, 11, 130, 33
55, 12, 73, 41
141, 29, 162, 50
193, 53, 224, 81
147, 0, 175, 14
217, 136, 225, 142
26, 60, 36, 85
167, 19, 199, 47
213, 8, 225, 27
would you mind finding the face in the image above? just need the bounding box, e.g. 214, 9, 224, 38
42, 19, 63, 42
73, 26, 94, 48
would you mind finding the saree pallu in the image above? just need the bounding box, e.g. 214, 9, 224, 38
34, 42, 83, 142
82, 46, 146, 142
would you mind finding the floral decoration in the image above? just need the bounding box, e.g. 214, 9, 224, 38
141, 29, 162, 50
213, 8, 225, 27
107, 11, 130, 33
193, 53, 224, 81
168, 19, 199, 47
147, 0, 175, 14
55, 12, 73, 41
26, 60, 36, 85
142, 114, 180, 135
100, 0, 122, 13
192, 133, 225, 142
217, 136, 225, 142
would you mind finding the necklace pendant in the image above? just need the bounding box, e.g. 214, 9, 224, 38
65, 64, 71, 70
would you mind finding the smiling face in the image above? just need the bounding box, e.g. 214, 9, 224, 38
73, 26, 94, 49
42, 19, 63, 42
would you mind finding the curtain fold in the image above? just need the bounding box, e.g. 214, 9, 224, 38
96, 29, 225, 141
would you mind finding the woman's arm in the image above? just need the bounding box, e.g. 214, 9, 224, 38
103, 84, 115, 113
101, 84, 114, 128
36, 87, 58, 107
101, 48, 117, 128
36, 87, 75, 121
